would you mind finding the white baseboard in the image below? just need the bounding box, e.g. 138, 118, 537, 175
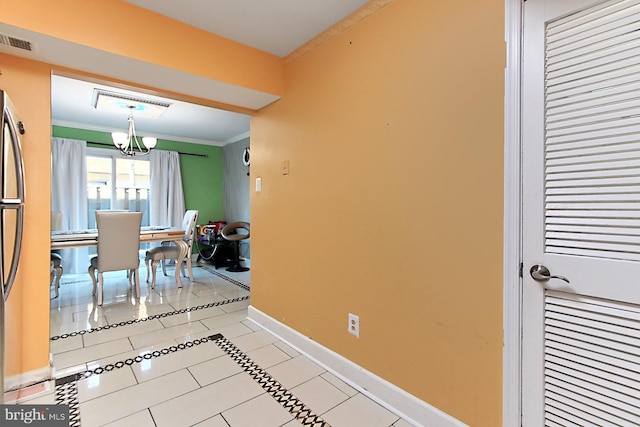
247, 306, 468, 427
4, 363, 52, 392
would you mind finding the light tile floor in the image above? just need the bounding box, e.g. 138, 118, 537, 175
9, 261, 416, 427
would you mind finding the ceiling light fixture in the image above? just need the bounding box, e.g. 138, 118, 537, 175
111, 105, 157, 156
93, 89, 171, 156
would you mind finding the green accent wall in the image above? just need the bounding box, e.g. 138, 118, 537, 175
52, 126, 225, 225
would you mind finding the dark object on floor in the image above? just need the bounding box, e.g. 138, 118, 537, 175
221, 221, 250, 272
196, 239, 236, 269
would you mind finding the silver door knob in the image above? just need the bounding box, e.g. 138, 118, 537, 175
529, 264, 569, 283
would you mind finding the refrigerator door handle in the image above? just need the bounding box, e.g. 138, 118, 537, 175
3, 205, 23, 301
1, 104, 26, 301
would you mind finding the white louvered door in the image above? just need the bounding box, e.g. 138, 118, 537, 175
523, 0, 640, 425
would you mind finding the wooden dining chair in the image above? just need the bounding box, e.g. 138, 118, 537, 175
88, 211, 142, 306
145, 210, 199, 288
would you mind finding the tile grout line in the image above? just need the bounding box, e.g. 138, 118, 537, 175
51, 295, 249, 341
53, 335, 216, 427
54, 333, 331, 427
209, 334, 332, 427
51, 268, 250, 341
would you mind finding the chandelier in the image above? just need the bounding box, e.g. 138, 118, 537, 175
111, 105, 157, 156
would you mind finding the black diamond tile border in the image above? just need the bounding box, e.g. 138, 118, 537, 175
209, 334, 331, 427
199, 265, 250, 292
53, 333, 331, 427
54, 376, 81, 427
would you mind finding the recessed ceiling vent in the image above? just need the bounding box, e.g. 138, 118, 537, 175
0, 34, 33, 51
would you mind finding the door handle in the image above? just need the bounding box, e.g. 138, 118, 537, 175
529, 264, 569, 283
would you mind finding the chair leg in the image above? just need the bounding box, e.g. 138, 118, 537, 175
89, 265, 97, 296
161, 259, 168, 276
97, 272, 104, 306
128, 269, 134, 289
150, 259, 159, 289
145, 256, 151, 283
133, 268, 140, 299
53, 264, 62, 298
185, 256, 195, 282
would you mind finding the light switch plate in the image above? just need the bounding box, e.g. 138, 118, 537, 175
256, 177, 262, 192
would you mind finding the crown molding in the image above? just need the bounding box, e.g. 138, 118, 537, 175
284, 0, 399, 65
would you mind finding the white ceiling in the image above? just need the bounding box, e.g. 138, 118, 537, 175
1, 0, 370, 146
126, 0, 370, 58
51, 75, 252, 146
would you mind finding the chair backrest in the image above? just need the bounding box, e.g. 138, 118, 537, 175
96, 211, 142, 272
221, 221, 250, 241
182, 210, 199, 249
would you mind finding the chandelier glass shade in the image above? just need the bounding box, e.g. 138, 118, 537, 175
111, 107, 157, 156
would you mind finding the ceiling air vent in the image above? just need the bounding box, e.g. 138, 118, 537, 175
0, 34, 33, 51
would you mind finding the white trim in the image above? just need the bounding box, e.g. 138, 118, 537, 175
248, 306, 468, 427
503, 0, 523, 426
4, 364, 52, 392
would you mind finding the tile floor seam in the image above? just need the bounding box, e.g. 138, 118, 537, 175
54, 333, 333, 427
211, 334, 331, 427
50, 295, 250, 342
48, 268, 411, 426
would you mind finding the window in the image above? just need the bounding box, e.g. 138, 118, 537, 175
86, 148, 150, 229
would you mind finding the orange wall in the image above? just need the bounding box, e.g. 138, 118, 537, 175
250, 0, 504, 425
0, 0, 283, 97
0, 53, 52, 376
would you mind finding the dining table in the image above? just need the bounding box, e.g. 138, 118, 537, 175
51, 226, 190, 287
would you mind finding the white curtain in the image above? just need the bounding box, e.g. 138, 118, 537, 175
150, 149, 185, 228
51, 138, 88, 274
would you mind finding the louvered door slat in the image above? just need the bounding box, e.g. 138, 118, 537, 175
546, 224, 640, 237
547, 370, 640, 414
548, 0, 640, 36
547, 194, 640, 203
546, 388, 639, 426
545, 246, 640, 261
546, 216, 640, 228
546, 412, 593, 427
544, 0, 640, 263
545, 134, 640, 152
547, 365, 640, 403
547, 153, 640, 167
545, 291, 640, 426
546, 185, 640, 195
547, 292, 640, 316
546, 354, 640, 391
546, 176, 640, 188
546, 124, 640, 146
546, 210, 640, 218
546, 232, 640, 248
547, 303, 640, 329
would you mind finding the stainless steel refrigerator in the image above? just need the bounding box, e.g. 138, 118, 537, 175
0, 90, 26, 403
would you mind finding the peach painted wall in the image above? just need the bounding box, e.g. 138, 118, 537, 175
1, 0, 283, 97
250, 1, 505, 426
0, 53, 52, 377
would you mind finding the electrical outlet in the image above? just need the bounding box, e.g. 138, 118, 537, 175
348, 313, 359, 337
